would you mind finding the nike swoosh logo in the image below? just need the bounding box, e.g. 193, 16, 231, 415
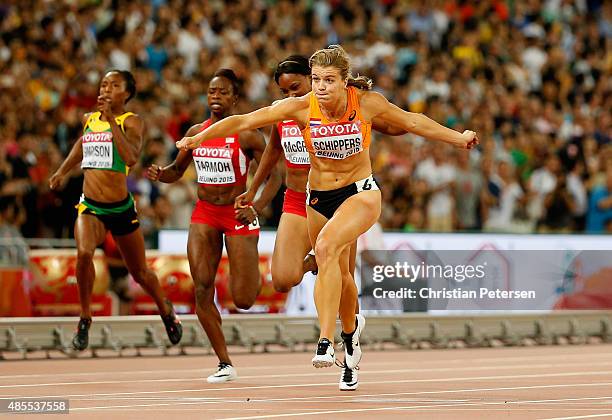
348, 110, 356, 121
235, 225, 244, 230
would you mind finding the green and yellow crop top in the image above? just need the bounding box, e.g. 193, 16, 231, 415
80, 111, 134, 174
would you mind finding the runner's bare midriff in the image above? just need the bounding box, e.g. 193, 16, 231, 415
197, 184, 246, 205
308, 151, 372, 191
285, 166, 309, 193
83, 170, 129, 202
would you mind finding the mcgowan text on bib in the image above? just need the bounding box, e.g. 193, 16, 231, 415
281, 124, 310, 165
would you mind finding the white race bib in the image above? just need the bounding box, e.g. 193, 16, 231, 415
310, 122, 364, 160
193, 146, 236, 184
280, 124, 310, 165
81, 132, 113, 169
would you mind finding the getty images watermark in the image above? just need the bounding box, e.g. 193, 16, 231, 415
357, 249, 607, 311
371, 260, 535, 300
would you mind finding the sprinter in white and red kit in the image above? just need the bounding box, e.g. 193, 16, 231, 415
147, 69, 281, 383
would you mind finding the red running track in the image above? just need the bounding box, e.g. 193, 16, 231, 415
1, 345, 612, 419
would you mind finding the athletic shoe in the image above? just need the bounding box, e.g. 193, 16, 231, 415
312, 338, 335, 368
72, 318, 92, 351
341, 314, 365, 369
337, 360, 359, 391
207, 362, 238, 383
161, 299, 183, 345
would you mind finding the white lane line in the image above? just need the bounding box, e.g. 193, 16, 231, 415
235, 389, 612, 407
68, 398, 476, 404
74, 403, 461, 414
0, 364, 309, 380
69, 397, 598, 414
70, 401, 254, 412
6, 376, 612, 402
540, 414, 612, 420
218, 400, 612, 420
3, 360, 612, 389
508, 397, 612, 405
2, 350, 611, 380
220, 408, 612, 420
65, 397, 610, 411
217, 396, 612, 419
44, 395, 612, 413
89, 408, 612, 413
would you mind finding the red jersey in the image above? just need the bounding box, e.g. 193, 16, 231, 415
192, 119, 249, 186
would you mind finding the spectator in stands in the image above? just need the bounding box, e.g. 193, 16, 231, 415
0, 0, 608, 239
0, 197, 28, 268
539, 172, 577, 232
528, 155, 561, 222
415, 145, 456, 232
586, 167, 612, 233
403, 206, 426, 232
454, 149, 483, 231
567, 161, 588, 230
483, 160, 528, 233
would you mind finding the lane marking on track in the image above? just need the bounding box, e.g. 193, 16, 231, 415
12, 379, 612, 405
68, 396, 612, 415
540, 415, 612, 420
2, 360, 612, 389
2, 350, 612, 380
218, 396, 612, 419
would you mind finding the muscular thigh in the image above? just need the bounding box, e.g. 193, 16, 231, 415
224, 234, 260, 295
349, 241, 357, 276
188, 224, 224, 286
318, 190, 381, 252
306, 206, 328, 250
75, 213, 106, 252
274, 213, 311, 270
112, 228, 149, 275
339, 246, 352, 275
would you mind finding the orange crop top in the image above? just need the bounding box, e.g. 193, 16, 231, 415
302, 86, 372, 160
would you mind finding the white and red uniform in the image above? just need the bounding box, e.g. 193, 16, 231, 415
276, 120, 309, 218
190, 119, 259, 235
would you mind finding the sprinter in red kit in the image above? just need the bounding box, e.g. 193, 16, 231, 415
148, 69, 280, 383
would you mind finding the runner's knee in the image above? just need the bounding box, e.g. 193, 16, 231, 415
272, 265, 302, 293
193, 280, 215, 308
314, 235, 342, 265
131, 268, 155, 285
233, 294, 256, 310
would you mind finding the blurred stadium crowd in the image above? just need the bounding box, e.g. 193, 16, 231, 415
0, 0, 611, 245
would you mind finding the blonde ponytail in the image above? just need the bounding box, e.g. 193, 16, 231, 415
347, 75, 373, 91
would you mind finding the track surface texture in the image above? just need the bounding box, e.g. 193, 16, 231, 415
1, 345, 612, 419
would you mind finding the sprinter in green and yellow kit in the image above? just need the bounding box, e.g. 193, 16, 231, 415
49, 70, 182, 351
